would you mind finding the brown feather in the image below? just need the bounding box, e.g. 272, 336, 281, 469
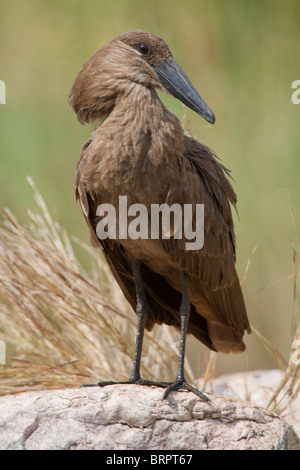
71, 30, 250, 354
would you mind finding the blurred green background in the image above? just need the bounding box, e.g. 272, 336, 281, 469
1, 0, 300, 377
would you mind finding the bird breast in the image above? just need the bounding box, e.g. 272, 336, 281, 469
85, 82, 185, 207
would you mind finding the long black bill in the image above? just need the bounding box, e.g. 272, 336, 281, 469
154, 57, 215, 124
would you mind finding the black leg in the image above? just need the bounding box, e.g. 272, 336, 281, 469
128, 259, 148, 382
82, 259, 171, 390
163, 271, 209, 401
82, 265, 209, 401
127, 259, 172, 387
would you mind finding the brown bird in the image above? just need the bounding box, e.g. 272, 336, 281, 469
69, 30, 250, 400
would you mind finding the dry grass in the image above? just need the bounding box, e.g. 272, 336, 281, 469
196, 235, 300, 414
0, 179, 299, 417
264, 208, 300, 414
0, 178, 189, 395
266, 323, 300, 415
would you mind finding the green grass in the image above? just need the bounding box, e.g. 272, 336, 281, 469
1, 0, 300, 377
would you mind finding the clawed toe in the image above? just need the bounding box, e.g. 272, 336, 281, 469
80, 379, 171, 389
162, 380, 210, 401
81, 380, 119, 388
81, 378, 209, 402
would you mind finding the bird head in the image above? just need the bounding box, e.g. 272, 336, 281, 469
69, 30, 215, 126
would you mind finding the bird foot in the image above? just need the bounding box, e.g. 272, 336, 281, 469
162, 380, 210, 401
81, 381, 122, 388
129, 378, 172, 388
81, 379, 209, 402
81, 379, 172, 389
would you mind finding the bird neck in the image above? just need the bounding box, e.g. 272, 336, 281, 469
96, 83, 185, 167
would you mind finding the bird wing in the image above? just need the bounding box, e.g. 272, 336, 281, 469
75, 138, 216, 351
160, 136, 250, 341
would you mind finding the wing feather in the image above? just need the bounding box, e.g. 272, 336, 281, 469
74, 136, 250, 353
75, 139, 216, 350
160, 136, 250, 337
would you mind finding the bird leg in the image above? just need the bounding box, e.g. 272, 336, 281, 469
82, 259, 170, 390
126, 259, 173, 387
162, 271, 209, 401
82, 264, 208, 400
128, 258, 148, 382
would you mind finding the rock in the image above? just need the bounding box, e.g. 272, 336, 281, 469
200, 369, 300, 438
0, 384, 299, 450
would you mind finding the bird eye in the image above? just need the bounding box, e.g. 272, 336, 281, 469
138, 43, 150, 55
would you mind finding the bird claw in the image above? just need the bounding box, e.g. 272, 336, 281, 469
162, 380, 210, 401
130, 378, 172, 388
81, 381, 120, 388
80, 379, 172, 389
81, 379, 209, 402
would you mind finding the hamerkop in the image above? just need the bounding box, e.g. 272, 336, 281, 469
69, 30, 250, 400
